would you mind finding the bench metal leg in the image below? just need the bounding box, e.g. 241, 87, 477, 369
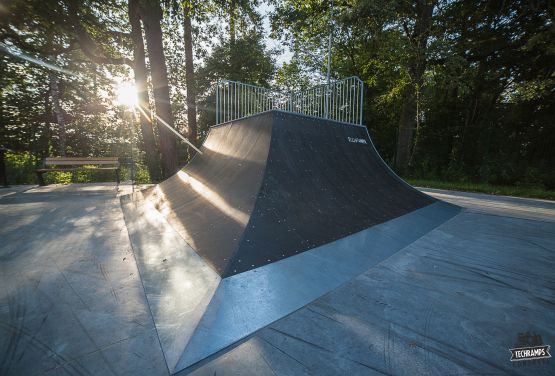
36, 172, 46, 186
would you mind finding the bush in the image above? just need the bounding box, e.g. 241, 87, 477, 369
4, 151, 38, 184
3, 152, 152, 185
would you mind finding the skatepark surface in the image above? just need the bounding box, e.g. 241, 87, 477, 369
1, 110, 553, 376
1, 182, 553, 375
116, 111, 463, 373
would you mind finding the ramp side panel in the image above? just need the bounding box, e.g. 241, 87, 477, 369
145, 113, 274, 276
120, 194, 221, 372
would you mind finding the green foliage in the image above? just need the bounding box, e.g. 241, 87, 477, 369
4, 151, 38, 184
271, 0, 555, 189
1, 0, 554, 191
275, 58, 311, 92
407, 178, 555, 201
196, 29, 276, 133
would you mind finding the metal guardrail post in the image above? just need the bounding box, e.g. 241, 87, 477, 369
0, 147, 8, 187
213, 76, 363, 126
215, 80, 219, 125
359, 79, 364, 126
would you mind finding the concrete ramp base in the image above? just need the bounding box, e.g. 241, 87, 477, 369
122, 194, 459, 373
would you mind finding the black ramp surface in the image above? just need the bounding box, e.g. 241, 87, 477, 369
144, 113, 273, 275
144, 110, 435, 277
122, 109, 460, 373
226, 111, 434, 275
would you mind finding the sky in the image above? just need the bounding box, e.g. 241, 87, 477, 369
258, 2, 293, 65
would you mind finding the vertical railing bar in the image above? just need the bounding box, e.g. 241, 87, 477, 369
320, 86, 323, 119
356, 80, 360, 125
350, 80, 352, 123
341, 82, 343, 122
357, 81, 360, 125
352, 78, 355, 124
354, 81, 358, 125
359, 80, 363, 125
355, 81, 358, 125
314, 87, 320, 117
338, 82, 345, 121
350, 79, 353, 124
347, 80, 350, 124
234, 82, 236, 120
336, 82, 339, 121
331, 83, 337, 120
220, 81, 222, 124
214, 77, 361, 125
310, 89, 312, 116
344, 80, 347, 123
331, 82, 334, 121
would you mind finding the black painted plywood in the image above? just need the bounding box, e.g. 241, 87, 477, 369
145, 111, 435, 277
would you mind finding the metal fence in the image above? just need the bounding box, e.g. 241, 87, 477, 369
215, 76, 364, 126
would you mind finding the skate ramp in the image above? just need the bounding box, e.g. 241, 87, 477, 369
121, 110, 460, 373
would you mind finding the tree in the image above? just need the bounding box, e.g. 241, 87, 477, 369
138, 0, 178, 177
182, 1, 198, 145
394, 0, 437, 172
196, 29, 275, 131
129, 0, 161, 180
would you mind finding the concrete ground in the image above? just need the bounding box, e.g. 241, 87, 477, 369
0, 184, 553, 375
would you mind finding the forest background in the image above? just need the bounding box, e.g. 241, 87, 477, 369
1, 0, 553, 196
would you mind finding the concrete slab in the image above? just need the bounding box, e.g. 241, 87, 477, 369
184, 192, 555, 376
0, 184, 167, 376
1, 185, 554, 375
419, 187, 555, 222
0, 184, 36, 199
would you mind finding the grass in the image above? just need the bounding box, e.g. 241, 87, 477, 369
406, 178, 555, 201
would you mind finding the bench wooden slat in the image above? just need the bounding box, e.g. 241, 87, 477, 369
36, 157, 121, 186
44, 157, 120, 166
44, 161, 120, 166
36, 168, 76, 172
45, 157, 119, 161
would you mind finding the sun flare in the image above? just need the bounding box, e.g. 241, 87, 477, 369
116, 82, 138, 107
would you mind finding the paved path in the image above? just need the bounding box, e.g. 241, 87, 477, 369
0, 185, 553, 375
420, 187, 555, 222
0, 184, 167, 375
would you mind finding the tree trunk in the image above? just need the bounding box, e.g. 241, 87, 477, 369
396, 83, 416, 171
183, 5, 198, 146
229, 0, 236, 46
49, 70, 66, 156
395, 0, 435, 172
129, 0, 161, 181
138, 0, 178, 178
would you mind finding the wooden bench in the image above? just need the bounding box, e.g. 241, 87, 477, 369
36, 157, 120, 186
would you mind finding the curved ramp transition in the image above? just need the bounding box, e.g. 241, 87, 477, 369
121, 110, 460, 373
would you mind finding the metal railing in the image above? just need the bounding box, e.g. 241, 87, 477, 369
215, 76, 364, 126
